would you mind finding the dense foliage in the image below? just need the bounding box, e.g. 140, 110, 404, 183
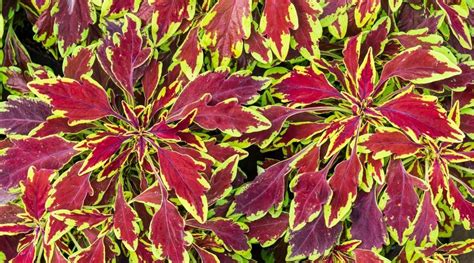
0, 0, 474, 262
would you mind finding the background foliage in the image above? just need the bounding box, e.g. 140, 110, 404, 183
0, 0, 474, 262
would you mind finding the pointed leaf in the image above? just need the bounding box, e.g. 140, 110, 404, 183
287, 214, 342, 261
113, 182, 140, 251
200, 0, 252, 66
0, 136, 77, 189
260, 0, 298, 60
324, 150, 362, 227
360, 129, 423, 159
437, 0, 472, 49
133, 182, 163, 208
383, 159, 420, 244
188, 218, 250, 253
274, 67, 341, 106
149, 200, 188, 263
320, 116, 360, 158
354, 0, 380, 28
22, 168, 53, 220
357, 49, 376, 100
98, 15, 151, 97
378, 47, 462, 85
170, 72, 269, 118
63, 46, 95, 80
47, 161, 93, 211
70, 238, 105, 263
52, 210, 110, 230
53, 0, 95, 52
292, 0, 322, 61
207, 155, 239, 204
230, 106, 301, 147
0, 98, 51, 136
409, 192, 439, 246
80, 135, 130, 175
350, 189, 387, 249
157, 147, 209, 223
174, 27, 203, 80
289, 170, 332, 231
247, 213, 289, 247
447, 180, 474, 229
138, 0, 195, 44
234, 158, 293, 220
377, 92, 464, 142
194, 97, 271, 137
28, 76, 117, 124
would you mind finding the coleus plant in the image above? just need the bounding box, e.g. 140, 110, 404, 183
0, 0, 473, 262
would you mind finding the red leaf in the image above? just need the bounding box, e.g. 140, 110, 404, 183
428, 158, 448, 203
204, 139, 248, 163
447, 179, 474, 229
157, 147, 209, 223
289, 166, 332, 230
11, 240, 36, 263
320, 116, 360, 158
194, 245, 219, 263
350, 189, 387, 249
234, 158, 294, 220
0, 98, 51, 136
71, 238, 106, 263
28, 76, 117, 124
260, 0, 298, 60
230, 106, 302, 147
291, 0, 322, 61
0, 204, 25, 225
97, 15, 151, 97
0, 136, 77, 189
357, 49, 376, 100
287, 213, 342, 261
63, 46, 94, 80
247, 213, 289, 247
207, 155, 239, 205
187, 218, 250, 252
378, 47, 461, 85
410, 192, 439, 246
141, 58, 162, 101
361, 17, 391, 57
200, 0, 252, 66
113, 182, 140, 251
276, 122, 328, 147
47, 161, 93, 211
22, 168, 53, 220
80, 135, 130, 175
377, 92, 464, 142
53, 0, 95, 52
274, 67, 341, 106
174, 27, 203, 80
354, 0, 380, 28
437, 0, 472, 49
383, 159, 421, 244
193, 97, 271, 137
52, 210, 110, 230
149, 200, 187, 262
133, 182, 164, 208
31, 117, 92, 137
360, 129, 423, 159
244, 26, 272, 64
324, 149, 362, 227
103, 0, 135, 16
137, 0, 194, 44
354, 249, 389, 263
170, 72, 268, 118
